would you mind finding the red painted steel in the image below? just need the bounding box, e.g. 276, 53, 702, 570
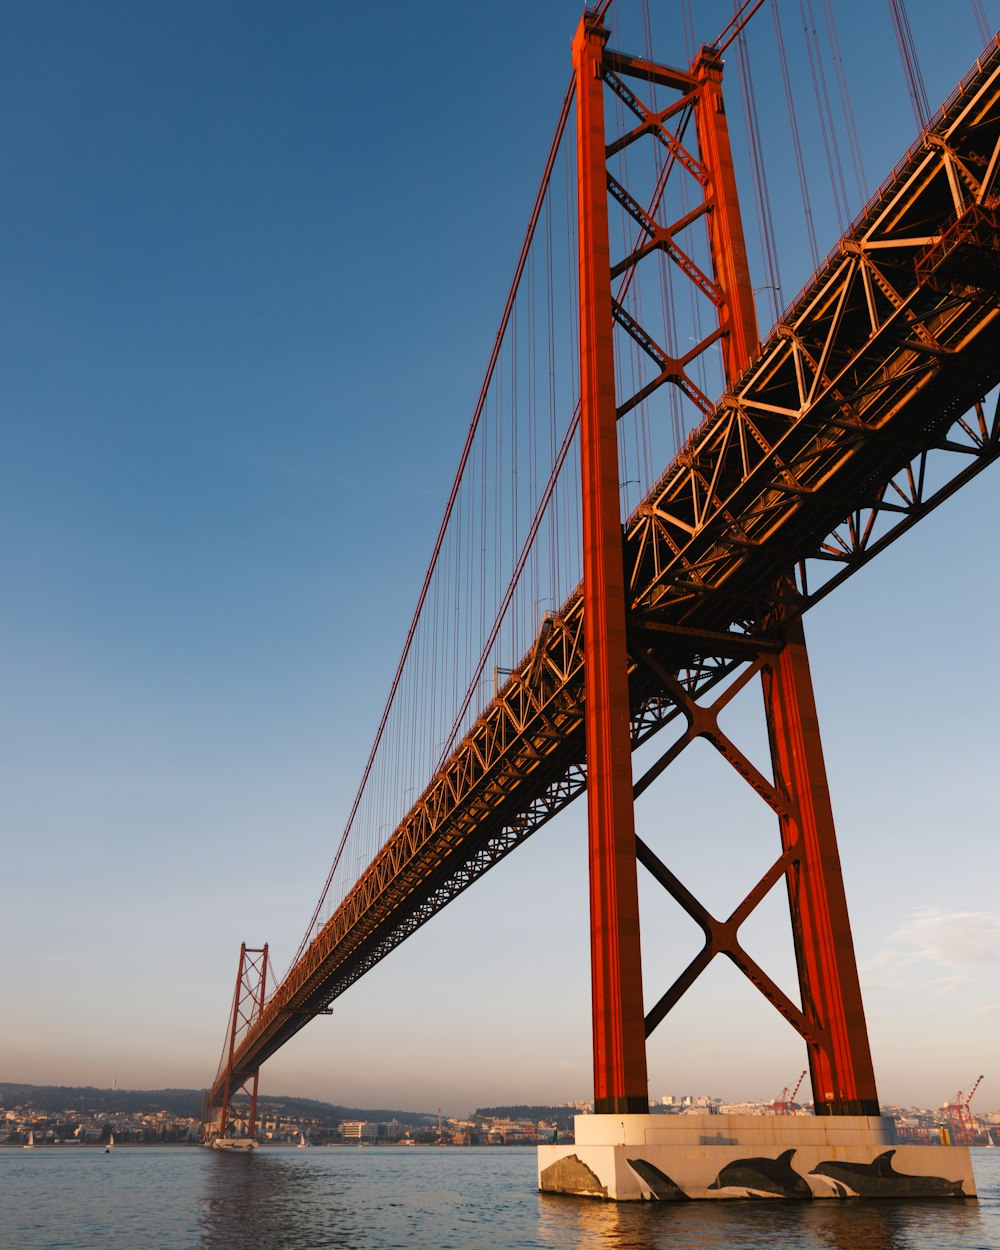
763, 621, 879, 1115
573, 9, 649, 1117
941, 1075, 984, 1144
214, 943, 268, 1141
692, 38, 879, 1115
693, 45, 760, 382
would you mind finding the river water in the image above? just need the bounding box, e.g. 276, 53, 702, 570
3, 1145, 998, 1249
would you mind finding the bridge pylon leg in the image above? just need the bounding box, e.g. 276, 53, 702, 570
762, 617, 880, 1116
573, 9, 649, 1117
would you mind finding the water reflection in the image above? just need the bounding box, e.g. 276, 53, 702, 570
197, 1147, 536, 1250
199, 1152, 355, 1250
5, 1143, 995, 1250
537, 1190, 988, 1250
196, 1146, 995, 1250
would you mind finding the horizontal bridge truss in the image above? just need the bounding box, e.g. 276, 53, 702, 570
207, 40, 1000, 1117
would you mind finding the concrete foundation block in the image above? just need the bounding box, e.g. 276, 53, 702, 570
538, 1114, 976, 1201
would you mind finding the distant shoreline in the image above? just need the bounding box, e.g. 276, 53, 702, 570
0, 1145, 202, 1150
2, 1140, 545, 1149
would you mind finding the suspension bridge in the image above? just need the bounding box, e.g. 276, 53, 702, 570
203, 0, 999, 1197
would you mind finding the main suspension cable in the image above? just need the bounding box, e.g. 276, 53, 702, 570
289, 72, 578, 973
716, 0, 768, 54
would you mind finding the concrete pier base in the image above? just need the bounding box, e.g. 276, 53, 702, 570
538, 1114, 976, 1201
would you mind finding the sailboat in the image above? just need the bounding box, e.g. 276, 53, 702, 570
23, 1130, 34, 1149
105, 1133, 115, 1154
986, 1130, 996, 1148
297, 1132, 308, 1148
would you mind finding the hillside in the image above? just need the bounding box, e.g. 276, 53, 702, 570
0, 1082, 435, 1125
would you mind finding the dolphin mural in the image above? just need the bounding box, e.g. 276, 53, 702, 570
708, 1148, 812, 1199
809, 1150, 966, 1198
626, 1158, 691, 1201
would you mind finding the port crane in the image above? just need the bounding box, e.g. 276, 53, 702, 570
772, 1071, 807, 1116
941, 1075, 984, 1144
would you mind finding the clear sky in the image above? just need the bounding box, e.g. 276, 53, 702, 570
2, 0, 997, 1119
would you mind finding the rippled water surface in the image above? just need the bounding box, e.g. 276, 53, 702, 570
3, 1145, 998, 1249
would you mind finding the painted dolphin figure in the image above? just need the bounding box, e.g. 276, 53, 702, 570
809, 1150, 965, 1198
626, 1157, 690, 1201
708, 1149, 812, 1198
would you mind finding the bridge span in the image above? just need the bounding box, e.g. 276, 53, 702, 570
207, 24, 1000, 1130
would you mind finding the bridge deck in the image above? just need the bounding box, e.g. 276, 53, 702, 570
209, 41, 1000, 1111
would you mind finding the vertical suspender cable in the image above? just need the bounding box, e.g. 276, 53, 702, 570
799, 0, 849, 234
289, 73, 577, 973
773, 2, 820, 271
821, 0, 868, 201
970, 0, 991, 45
888, 0, 930, 129
439, 403, 582, 762
732, 9, 783, 324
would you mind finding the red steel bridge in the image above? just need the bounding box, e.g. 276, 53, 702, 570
205, 2, 1000, 1139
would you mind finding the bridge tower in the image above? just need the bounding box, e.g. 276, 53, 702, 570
203, 942, 269, 1145
540, 6, 903, 1200
575, 0, 877, 1122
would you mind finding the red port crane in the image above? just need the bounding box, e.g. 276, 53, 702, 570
941, 1076, 984, 1145
772, 1070, 807, 1116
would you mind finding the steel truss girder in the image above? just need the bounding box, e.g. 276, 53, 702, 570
628, 43, 1000, 629
214, 42, 1000, 1104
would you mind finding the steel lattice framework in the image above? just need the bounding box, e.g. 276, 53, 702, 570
206, 944, 269, 1141
207, 33, 1000, 1121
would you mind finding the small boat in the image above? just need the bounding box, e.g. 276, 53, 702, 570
23, 1130, 34, 1149
211, 1137, 257, 1153
297, 1132, 308, 1148
105, 1133, 115, 1153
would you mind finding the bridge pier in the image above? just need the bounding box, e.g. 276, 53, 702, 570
554, 5, 984, 1205
538, 1114, 977, 1201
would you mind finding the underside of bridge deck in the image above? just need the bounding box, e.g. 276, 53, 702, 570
207, 31, 1000, 1124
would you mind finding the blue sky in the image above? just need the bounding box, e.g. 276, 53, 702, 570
2, 0, 997, 1118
